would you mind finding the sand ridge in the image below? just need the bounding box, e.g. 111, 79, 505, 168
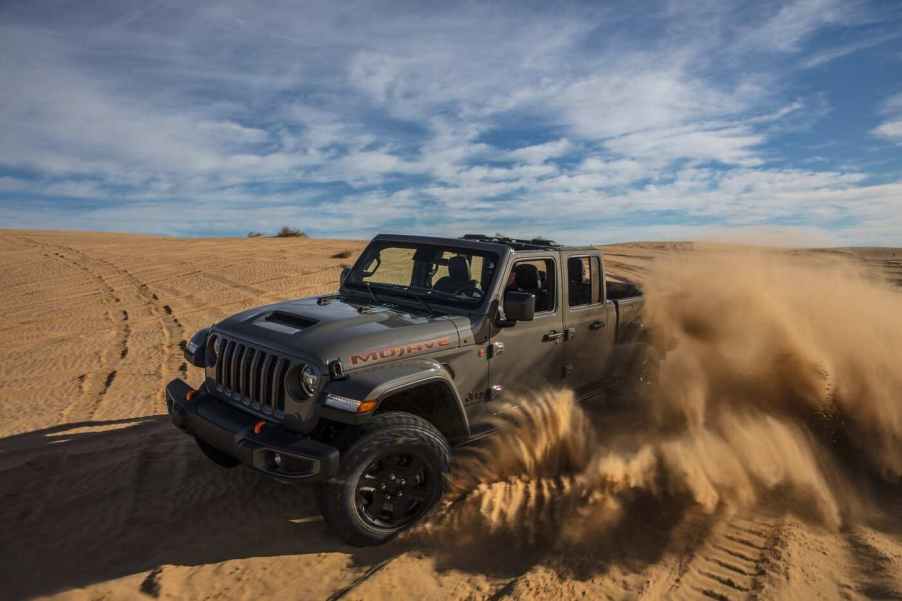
1, 230, 901, 601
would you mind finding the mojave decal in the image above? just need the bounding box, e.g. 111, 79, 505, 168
349, 336, 451, 367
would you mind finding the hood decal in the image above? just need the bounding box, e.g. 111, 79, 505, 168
349, 336, 451, 367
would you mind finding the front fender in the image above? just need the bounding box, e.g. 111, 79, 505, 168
320, 358, 468, 435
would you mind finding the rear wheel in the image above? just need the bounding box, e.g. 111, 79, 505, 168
317, 411, 450, 546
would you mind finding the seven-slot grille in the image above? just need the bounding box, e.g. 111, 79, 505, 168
208, 333, 289, 417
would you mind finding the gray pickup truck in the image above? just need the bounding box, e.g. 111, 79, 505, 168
167, 233, 644, 545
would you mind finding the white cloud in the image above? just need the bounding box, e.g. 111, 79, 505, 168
882, 92, 902, 114
550, 65, 746, 140
801, 32, 902, 68
872, 120, 902, 142
1, 1, 900, 244
604, 125, 765, 165
738, 0, 849, 52
507, 139, 574, 164
748, 100, 805, 123
871, 91, 902, 142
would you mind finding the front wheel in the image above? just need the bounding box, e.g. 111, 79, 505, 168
317, 411, 450, 546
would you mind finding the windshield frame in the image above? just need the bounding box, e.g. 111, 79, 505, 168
342, 240, 503, 314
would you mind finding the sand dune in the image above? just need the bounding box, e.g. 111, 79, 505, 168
1, 230, 901, 601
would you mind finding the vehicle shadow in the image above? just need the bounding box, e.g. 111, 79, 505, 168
0, 416, 395, 600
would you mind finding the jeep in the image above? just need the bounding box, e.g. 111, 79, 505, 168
167, 233, 644, 545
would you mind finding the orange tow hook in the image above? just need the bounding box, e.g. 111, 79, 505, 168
185, 388, 197, 401
254, 420, 266, 435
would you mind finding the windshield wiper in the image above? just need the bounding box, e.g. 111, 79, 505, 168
372, 283, 436, 315
422, 287, 476, 302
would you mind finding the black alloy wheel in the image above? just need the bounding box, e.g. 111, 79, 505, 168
355, 452, 435, 529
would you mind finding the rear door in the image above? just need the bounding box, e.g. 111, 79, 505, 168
562, 252, 616, 396
488, 254, 565, 398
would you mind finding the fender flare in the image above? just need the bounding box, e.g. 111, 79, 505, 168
321, 358, 470, 438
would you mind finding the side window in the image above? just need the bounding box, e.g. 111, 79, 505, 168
567, 256, 597, 307
508, 258, 556, 313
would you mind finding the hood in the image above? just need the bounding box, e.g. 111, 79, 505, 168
213, 295, 463, 369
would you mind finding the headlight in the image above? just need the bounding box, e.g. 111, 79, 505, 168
184, 328, 210, 367
299, 364, 321, 397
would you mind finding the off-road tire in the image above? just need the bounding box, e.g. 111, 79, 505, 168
194, 436, 240, 468
317, 411, 450, 546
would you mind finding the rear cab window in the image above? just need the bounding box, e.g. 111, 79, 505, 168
567, 255, 602, 307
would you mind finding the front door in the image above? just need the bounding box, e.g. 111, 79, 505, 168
562, 253, 616, 397
488, 255, 566, 401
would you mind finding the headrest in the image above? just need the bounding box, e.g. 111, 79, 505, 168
568, 257, 585, 283
514, 263, 539, 289
448, 256, 470, 280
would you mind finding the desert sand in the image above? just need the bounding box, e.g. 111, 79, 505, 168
1, 229, 901, 601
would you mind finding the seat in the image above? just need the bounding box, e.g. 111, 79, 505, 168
433, 256, 473, 294
568, 257, 590, 306
513, 263, 552, 311
514, 263, 539, 290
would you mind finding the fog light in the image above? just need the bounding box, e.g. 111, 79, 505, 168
273, 453, 283, 467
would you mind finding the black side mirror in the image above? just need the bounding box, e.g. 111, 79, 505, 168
340, 267, 351, 285
503, 290, 535, 323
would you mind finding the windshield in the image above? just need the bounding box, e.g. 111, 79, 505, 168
344, 242, 500, 310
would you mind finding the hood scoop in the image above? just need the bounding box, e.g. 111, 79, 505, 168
253, 310, 318, 334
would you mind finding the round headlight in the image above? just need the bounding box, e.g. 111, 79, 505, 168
299, 364, 321, 397
185, 328, 210, 368
207, 334, 222, 367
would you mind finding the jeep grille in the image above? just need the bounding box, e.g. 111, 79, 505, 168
207, 333, 288, 418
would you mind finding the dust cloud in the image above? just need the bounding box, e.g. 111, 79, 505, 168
420, 248, 902, 550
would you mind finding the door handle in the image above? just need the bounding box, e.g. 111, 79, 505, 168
543, 330, 565, 342
590, 320, 605, 330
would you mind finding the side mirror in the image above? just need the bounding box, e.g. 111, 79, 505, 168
503, 290, 535, 323
340, 267, 351, 285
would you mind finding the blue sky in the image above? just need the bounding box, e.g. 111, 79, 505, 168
1, 0, 902, 245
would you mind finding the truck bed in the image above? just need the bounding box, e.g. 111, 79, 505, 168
607, 280, 644, 343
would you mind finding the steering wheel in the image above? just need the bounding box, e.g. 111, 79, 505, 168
455, 283, 483, 299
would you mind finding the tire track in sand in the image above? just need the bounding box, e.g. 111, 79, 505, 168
51, 243, 189, 409
323, 557, 398, 601
663, 514, 786, 601
842, 529, 902, 600
21, 238, 187, 416
18, 237, 132, 423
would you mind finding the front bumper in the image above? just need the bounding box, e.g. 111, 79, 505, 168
166, 379, 339, 481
